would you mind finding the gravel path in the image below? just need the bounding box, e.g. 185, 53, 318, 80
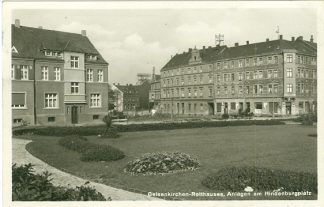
12, 138, 161, 201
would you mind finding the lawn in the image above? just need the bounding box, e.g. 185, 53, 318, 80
21, 124, 317, 200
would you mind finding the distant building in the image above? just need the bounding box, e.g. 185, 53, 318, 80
109, 84, 124, 112
114, 84, 140, 113
137, 73, 152, 85
149, 74, 161, 111
160, 35, 317, 116
11, 19, 109, 125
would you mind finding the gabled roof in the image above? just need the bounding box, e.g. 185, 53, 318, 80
12, 25, 108, 64
161, 37, 317, 71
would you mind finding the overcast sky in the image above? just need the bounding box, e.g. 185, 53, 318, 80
13, 8, 316, 84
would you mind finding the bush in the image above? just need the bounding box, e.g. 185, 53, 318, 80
101, 126, 119, 139
81, 145, 125, 162
299, 114, 316, 125
12, 163, 108, 201
13, 120, 285, 137
221, 114, 229, 119
58, 136, 125, 162
125, 152, 200, 175
202, 166, 317, 193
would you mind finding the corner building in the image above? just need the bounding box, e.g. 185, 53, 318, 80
160, 35, 317, 116
11, 20, 109, 125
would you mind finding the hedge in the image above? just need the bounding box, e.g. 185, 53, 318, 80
12, 163, 108, 201
13, 120, 285, 137
202, 166, 317, 193
58, 136, 125, 162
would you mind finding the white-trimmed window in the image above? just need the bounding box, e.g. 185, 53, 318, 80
268, 84, 273, 93
287, 84, 293, 93
90, 94, 101, 107
11, 64, 15, 79
45, 93, 58, 108
12, 93, 26, 108
21, 65, 29, 80
273, 70, 278, 78
98, 69, 103, 82
45, 50, 52, 56
286, 68, 293, 78
41, 66, 48, 80
70, 56, 79, 69
286, 54, 293, 63
87, 69, 93, 82
71, 82, 79, 94
238, 59, 243, 68
238, 73, 243, 81
54, 67, 60, 81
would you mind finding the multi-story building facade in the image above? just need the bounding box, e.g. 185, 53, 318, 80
11, 20, 109, 125
114, 84, 140, 113
160, 35, 317, 116
149, 74, 161, 111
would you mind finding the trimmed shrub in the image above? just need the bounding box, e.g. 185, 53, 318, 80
202, 166, 317, 193
12, 163, 108, 201
13, 120, 285, 137
81, 145, 125, 162
125, 152, 200, 175
58, 136, 125, 162
101, 126, 119, 139
221, 114, 229, 119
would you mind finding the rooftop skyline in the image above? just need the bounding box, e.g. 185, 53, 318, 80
13, 8, 317, 84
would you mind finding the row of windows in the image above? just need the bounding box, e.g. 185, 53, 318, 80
162, 73, 213, 87
162, 87, 213, 98
296, 83, 317, 94
12, 92, 102, 109
11, 64, 104, 82
162, 54, 316, 78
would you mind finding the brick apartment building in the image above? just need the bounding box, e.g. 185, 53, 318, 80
160, 35, 317, 116
11, 20, 109, 125
149, 74, 161, 111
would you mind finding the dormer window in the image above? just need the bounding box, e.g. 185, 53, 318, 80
12, 46, 18, 54
88, 55, 98, 61
45, 50, 52, 56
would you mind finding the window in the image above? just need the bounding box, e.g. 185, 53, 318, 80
224, 74, 229, 82
258, 57, 263, 65
254, 85, 258, 94
286, 68, 293, 78
239, 86, 243, 94
224, 61, 228, 69
286, 54, 293, 63
255, 102, 262, 109
273, 70, 278, 78
217, 103, 222, 112
48, 117, 55, 122
267, 70, 273, 78
216, 86, 220, 95
246, 72, 250, 80
238, 73, 243, 81
41, 66, 48, 80
231, 102, 236, 110
54, 67, 60, 81
231, 86, 235, 94
181, 88, 184, 97
274, 56, 278, 63
216, 62, 221, 69
98, 69, 103, 82
45, 93, 58, 108
224, 86, 228, 94
231, 61, 235, 68
209, 73, 212, 83
259, 85, 263, 94
188, 88, 191, 97
268, 84, 273, 93
209, 88, 213, 97
287, 84, 293, 93
231, 73, 235, 81
90, 94, 101, 107
181, 77, 184, 85
71, 82, 79, 94
87, 69, 93, 82
245, 58, 249, 66
194, 89, 197, 97
70, 56, 79, 69
13, 119, 23, 124
93, 115, 99, 120
258, 71, 263, 79
21, 65, 29, 80
216, 74, 221, 82
12, 93, 26, 108
11, 64, 15, 79
253, 72, 258, 80
45, 50, 52, 56
238, 60, 243, 68
268, 56, 272, 64
274, 84, 278, 93
246, 86, 250, 94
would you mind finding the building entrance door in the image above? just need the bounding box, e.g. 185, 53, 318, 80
71, 106, 78, 124
208, 102, 214, 115
285, 102, 291, 115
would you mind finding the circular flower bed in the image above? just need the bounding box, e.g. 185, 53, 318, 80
124, 152, 200, 175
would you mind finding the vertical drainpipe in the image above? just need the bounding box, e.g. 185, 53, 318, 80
33, 59, 37, 125
107, 63, 109, 115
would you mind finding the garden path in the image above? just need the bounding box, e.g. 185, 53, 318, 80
12, 138, 161, 201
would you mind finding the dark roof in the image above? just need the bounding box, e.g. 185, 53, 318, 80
161, 38, 316, 71
154, 74, 161, 81
114, 84, 138, 92
12, 25, 108, 64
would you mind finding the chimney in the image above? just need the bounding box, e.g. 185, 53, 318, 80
38, 26, 43, 29
81, 30, 86, 36
310, 35, 314, 43
203, 46, 205, 50
266, 38, 270, 42
279, 35, 283, 40
246, 41, 249, 45
234, 43, 239, 47
291, 37, 295, 41
208, 46, 212, 49
188, 48, 192, 52
14, 19, 20, 28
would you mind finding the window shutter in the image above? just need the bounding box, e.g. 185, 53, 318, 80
12, 93, 25, 105
15, 65, 21, 80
